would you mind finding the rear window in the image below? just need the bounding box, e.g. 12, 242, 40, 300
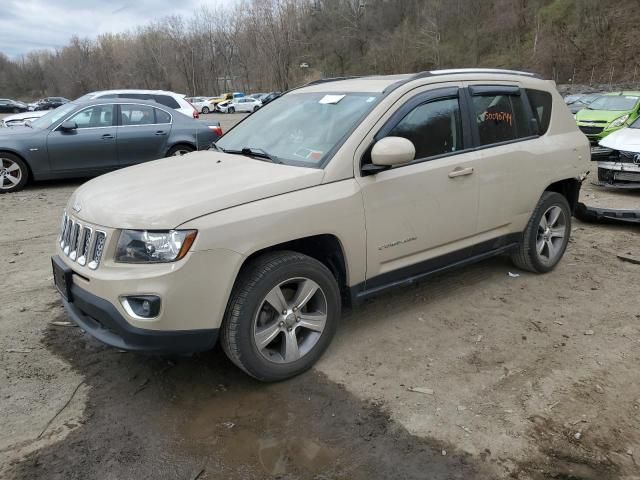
153, 95, 180, 109
526, 89, 552, 135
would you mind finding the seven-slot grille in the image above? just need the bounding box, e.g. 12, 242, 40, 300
59, 213, 107, 269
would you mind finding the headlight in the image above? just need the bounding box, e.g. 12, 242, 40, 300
609, 114, 629, 128
115, 230, 197, 263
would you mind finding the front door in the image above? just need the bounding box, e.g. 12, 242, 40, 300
46, 104, 118, 174
116, 104, 172, 166
356, 86, 481, 289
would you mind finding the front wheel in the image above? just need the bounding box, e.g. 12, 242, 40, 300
0, 153, 29, 193
221, 251, 340, 382
202, 106, 210, 114
511, 192, 571, 273
228, 107, 235, 114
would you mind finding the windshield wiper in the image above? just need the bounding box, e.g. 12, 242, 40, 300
209, 142, 223, 152
225, 147, 282, 164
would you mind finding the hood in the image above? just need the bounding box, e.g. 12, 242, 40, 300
0, 126, 37, 136
599, 127, 640, 151
70, 150, 325, 229
576, 109, 629, 124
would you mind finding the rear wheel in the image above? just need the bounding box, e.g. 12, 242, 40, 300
511, 192, 571, 273
202, 106, 210, 114
0, 153, 29, 193
221, 251, 340, 382
12, 108, 19, 113
166, 145, 195, 157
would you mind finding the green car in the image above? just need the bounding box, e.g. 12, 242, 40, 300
575, 92, 640, 144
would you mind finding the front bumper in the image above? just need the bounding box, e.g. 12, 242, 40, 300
597, 161, 640, 187
60, 276, 218, 353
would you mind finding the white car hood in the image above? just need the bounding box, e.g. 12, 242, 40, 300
70, 151, 325, 229
599, 127, 640, 152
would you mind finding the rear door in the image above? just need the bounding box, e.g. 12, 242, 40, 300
46, 104, 118, 173
463, 82, 537, 233
116, 103, 172, 166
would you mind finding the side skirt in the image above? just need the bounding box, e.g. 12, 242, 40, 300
350, 234, 520, 304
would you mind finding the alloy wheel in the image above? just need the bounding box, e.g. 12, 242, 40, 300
172, 149, 191, 156
536, 205, 567, 265
0, 157, 22, 190
253, 277, 328, 364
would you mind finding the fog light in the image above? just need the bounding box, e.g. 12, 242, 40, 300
121, 295, 161, 319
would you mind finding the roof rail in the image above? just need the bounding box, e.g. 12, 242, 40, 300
304, 76, 364, 87
427, 68, 542, 79
383, 68, 543, 94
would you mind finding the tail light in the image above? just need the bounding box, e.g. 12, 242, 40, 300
208, 125, 223, 137
187, 101, 199, 119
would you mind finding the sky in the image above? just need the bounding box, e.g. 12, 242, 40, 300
0, 0, 229, 58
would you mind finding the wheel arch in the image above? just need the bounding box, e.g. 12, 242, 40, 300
237, 234, 350, 304
0, 149, 33, 182
544, 177, 581, 213
165, 142, 197, 156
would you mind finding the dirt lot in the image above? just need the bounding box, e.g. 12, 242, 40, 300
1, 113, 639, 479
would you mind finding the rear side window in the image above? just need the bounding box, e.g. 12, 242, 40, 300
526, 89, 552, 135
387, 98, 463, 159
155, 108, 171, 124
120, 104, 155, 125
471, 93, 530, 146
153, 95, 180, 109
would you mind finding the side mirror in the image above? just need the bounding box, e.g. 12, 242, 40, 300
371, 136, 415, 166
60, 120, 77, 131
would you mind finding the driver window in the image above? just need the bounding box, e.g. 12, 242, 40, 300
387, 98, 462, 160
69, 105, 114, 129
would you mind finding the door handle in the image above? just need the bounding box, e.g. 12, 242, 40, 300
154, 131, 166, 136
448, 167, 474, 178
101, 134, 114, 140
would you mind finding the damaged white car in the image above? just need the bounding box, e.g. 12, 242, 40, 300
596, 118, 640, 188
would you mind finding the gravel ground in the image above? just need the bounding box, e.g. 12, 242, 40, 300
1, 112, 639, 479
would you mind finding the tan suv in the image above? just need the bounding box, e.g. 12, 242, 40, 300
52, 69, 590, 381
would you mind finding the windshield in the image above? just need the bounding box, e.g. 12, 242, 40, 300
630, 117, 640, 129
588, 95, 639, 111
30, 103, 77, 129
216, 92, 380, 167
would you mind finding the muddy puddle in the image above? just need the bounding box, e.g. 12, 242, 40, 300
6, 318, 488, 479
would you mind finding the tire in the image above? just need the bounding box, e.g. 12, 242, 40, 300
511, 191, 571, 273
166, 145, 195, 157
202, 107, 210, 114
221, 251, 341, 382
0, 153, 29, 193
252, 106, 258, 112
12, 108, 19, 113
228, 107, 235, 114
